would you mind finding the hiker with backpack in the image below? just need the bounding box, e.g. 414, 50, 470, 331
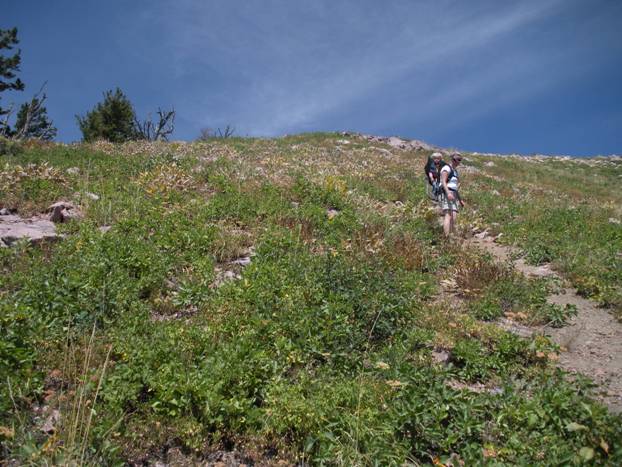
439, 152, 465, 236
424, 152, 446, 200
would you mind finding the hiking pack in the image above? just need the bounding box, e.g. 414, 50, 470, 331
426, 161, 459, 201
423, 156, 446, 185
424, 155, 453, 200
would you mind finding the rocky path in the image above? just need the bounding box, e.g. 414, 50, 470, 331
468, 234, 622, 413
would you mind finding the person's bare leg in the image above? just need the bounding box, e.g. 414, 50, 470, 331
451, 211, 457, 235
443, 211, 452, 236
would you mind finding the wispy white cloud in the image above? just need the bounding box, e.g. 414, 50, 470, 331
133, 0, 608, 137
239, 0, 565, 134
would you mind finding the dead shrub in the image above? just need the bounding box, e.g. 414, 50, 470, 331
135, 164, 195, 196
211, 223, 254, 263
276, 216, 315, 244
348, 221, 386, 255
454, 250, 509, 297
382, 231, 426, 271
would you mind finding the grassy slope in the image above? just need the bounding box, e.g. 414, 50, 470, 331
463, 154, 622, 312
1, 135, 621, 465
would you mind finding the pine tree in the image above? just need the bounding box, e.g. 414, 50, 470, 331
76, 88, 137, 142
14, 95, 57, 140
0, 28, 25, 135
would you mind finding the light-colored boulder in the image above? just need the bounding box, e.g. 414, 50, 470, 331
0, 214, 58, 246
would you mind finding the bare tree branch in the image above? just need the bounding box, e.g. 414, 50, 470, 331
13, 81, 53, 141
197, 124, 235, 141
135, 107, 175, 141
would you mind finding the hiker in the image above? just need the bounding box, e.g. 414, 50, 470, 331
439, 152, 465, 236
424, 152, 446, 200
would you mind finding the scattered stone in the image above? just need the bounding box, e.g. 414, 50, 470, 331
40, 408, 61, 434
520, 262, 554, 278
326, 208, 340, 220
211, 269, 242, 288
446, 379, 502, 395
495, 317, 535, 338
440, 278, 458, 291
335, 139, 350, 145
204, 450, 254, 467
484, 161, 496, 167
609, 218, 620, 225
387, 136, 407, 149
356, 133, 437, 151
99, 225, 112, 233
84, 192, 100, 201
48, 201, 83, 223
431, 349, 450, 364
231, 256, 251, 266
164, 278, 178, 290
0, 208, 11, 216
66, 166, 80, 175
474, 230, 489, 240
224, 270, 239, 280
151, 306, 198, 322
374, 147, 393, 156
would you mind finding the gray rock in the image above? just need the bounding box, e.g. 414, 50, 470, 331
40, 408, 61, 434
387, 136, 407, 149
431, 349, 450, 364
495, 317, 534, 338
231, 256, 251, 266
0, 214, 58, 245
211, 269, 242, 288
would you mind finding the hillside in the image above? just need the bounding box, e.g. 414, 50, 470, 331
1, 134, 621, 465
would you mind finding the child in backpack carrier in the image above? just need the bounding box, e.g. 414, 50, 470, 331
424, 152, 446, 200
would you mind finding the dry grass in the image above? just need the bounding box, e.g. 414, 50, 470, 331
453, 249, 509, 298
382, 231, 426, 272
276, 216, 316, 244
35, 325, 113, 464
210, 222, 255, 263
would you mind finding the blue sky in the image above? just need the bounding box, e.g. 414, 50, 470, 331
4, 0, 622, 155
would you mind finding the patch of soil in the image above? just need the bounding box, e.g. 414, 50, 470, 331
468, 234, 622, 413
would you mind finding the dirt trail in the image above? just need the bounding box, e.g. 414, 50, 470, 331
468, 234, 622, 413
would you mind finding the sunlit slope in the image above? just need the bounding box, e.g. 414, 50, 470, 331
1, 134, 620, 465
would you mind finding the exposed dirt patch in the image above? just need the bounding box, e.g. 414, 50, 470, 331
468, 234, 622, 412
